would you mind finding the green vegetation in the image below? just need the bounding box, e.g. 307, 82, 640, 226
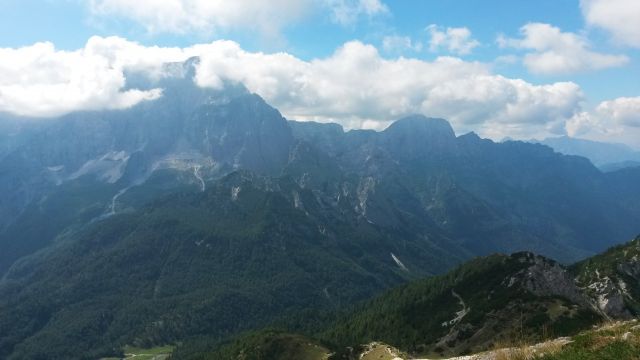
0, 171, 464, 360
541, 321, 640, 360
3, 71, 640, 360
320, 253, 600, 358
187, 248, 616, 360
191, 330, 330, 360
123, 345, 174, 360
0, 165, 637, 359
0, 176, 118, 275
572, 236, 640, 280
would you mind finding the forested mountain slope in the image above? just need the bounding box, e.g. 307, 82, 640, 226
0, 58, 639, 359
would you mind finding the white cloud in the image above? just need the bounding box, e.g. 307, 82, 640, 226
0, 38, 165, 117
567, 96, 640, 147
581, 0, 640, 48
500, 23, 629, 75
595, 97, 640, 128
194, 40, 582, 137
426, 25, 480, 55
0, 36, 587, 143
381, 35, 422, 53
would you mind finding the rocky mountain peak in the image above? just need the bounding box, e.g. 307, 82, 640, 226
384, 115, 455, 139
381, 115, 458, 159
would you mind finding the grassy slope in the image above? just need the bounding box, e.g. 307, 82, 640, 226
541, 321, 640, 360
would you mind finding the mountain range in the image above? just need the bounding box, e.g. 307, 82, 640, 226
0, 59, 639, 359
534, 136, 640, 171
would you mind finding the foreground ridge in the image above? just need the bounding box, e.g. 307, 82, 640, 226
196, 238, 640, 360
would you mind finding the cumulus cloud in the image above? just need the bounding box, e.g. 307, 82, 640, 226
0, 38, 165, 117
426, 25, 480, 55
594, 97, 640, 128
499, 23, 629, 75
193, 40, 582, 137
567, 96, 640, 147
0, 36, 586, 142
581, 0, 640, 48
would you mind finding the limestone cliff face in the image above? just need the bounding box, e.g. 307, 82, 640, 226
589, 276, 632, 319
511, 253, 592, 309
573, 237, 640, 319
512, 250, 640, 320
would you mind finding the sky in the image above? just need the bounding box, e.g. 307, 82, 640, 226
0, 0, 639, 147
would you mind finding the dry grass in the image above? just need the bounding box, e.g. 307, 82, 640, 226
536, 320, 640, 360
493, 346, 534, 360
532, 340, 565, 355
490, 337, 567, 360
359, 342, 407, 360
415, 321, 639, 360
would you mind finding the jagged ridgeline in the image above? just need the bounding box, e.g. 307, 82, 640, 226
0, 58, 640, 359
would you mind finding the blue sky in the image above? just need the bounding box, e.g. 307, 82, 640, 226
1, 0, 639, 146
0, 1, 587, 52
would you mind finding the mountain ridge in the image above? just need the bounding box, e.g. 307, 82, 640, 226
534, 135, 640, 169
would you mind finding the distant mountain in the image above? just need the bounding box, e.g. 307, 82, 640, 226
290, 120, 640, 260
535, 136, 640, 169
600, 160, 640, 172
1, 58, 640, 359
0, 57, 290, 222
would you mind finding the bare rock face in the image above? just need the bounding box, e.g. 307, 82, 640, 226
511, 253, 591, 308
618, 255, 640, 280
508, 252, 638, 319
572, 238, 640, 320
582, 270, 632, 319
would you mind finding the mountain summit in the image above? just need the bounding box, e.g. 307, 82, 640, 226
382, 115, 457, 159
